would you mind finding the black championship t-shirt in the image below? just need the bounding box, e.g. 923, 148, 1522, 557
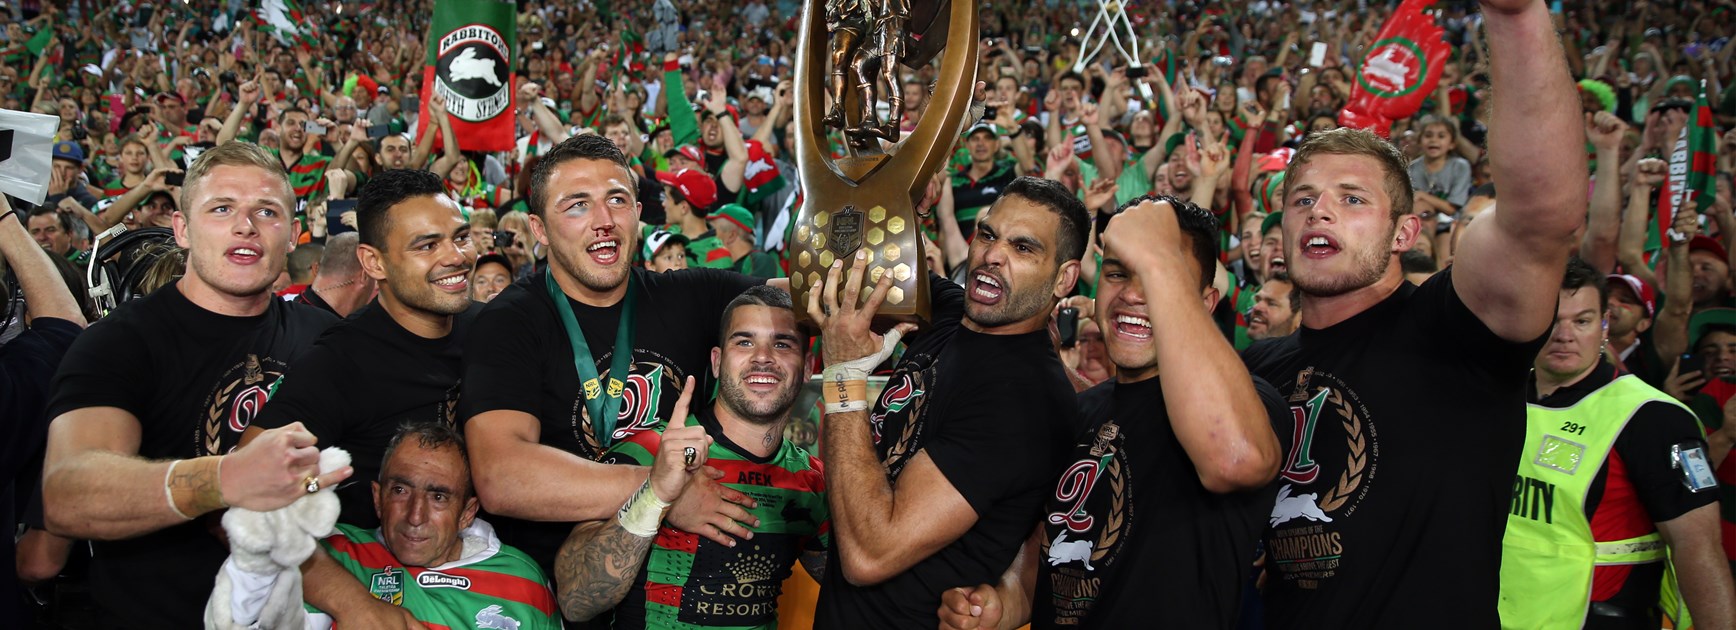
813, 275, 1077, 628
253, 300, 482, 529
1034, 375, 1291, 629
458, 267, 762, 569
45, 283, 336, 629
1239, 269, 1544, 629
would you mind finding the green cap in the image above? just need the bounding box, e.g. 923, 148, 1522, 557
707, 204, 754, 234
1689, 308, 1736, 349
1261, 211, 1284, 237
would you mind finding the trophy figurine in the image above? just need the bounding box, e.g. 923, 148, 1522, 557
790, 0, 979, 324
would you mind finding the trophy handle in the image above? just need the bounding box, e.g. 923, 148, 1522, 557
793, 0, 979, 193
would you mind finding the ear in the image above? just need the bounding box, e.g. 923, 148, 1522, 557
1053, 258, 1083, 299
459, 495, 480, 530
528, 212, 550, 248
1200, 285, 1221, 312
357, 243, 389, 282
710, 346, 721, 375
1392, 214, 1423, 253
371, 480, 382, 517
172, 210, 190, 248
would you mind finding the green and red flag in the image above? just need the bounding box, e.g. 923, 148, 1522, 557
1655, 81, 1720, 248
1337, 0, 1450, 137
419, 0, 516, 153
255, 0, 317, 52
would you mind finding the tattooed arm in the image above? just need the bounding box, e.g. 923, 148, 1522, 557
554, 518, 656, 622
799, 549, 828, 582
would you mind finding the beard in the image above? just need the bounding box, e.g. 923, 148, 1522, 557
965, 267, 1056, 329
1289, 236, 1391, 298
187, 247, 279, 299
718, 367, 800, 425
549, 238, 631, 294
389, 264, 473, 317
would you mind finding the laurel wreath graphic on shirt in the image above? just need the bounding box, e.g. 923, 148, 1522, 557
1092, 455, 1127, 562
1316, 389, 1366, 513
204, 379, 243, 455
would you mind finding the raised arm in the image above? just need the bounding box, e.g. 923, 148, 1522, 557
1105, 199, 1280, 490
217, 74, 263, 145
810, 258, 977, 586
3, 198, 83, 325
1449, 0, 1588, 342
429, 94, 465, 178
707, 85, 750, 193
1615, 158, 1665, 289
1579, 112, 1628, 273
1653, 203, 1696, 367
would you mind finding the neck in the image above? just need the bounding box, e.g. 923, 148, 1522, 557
551, 260, 628, 307
280, 146, 302, 163
1298, 264, 1404, 330
379, 289, 453, 339
1534, 361, 1598, 399
1608, 330, 1638, 354
177, 275, 272, 317
962, 311, 1048, 336
969, 159, 994, 176
712, 402, 785, 459
1425, 154, 1447, 168
1114, 362, 1159, 384
679, 214, 708, 235
726, 238, 752, 258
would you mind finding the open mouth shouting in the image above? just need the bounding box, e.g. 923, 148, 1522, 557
970, 271, 1005, 305
1112, 312, 1152, 341
226, 244, 264, 265
1298, 232, 1341, 260
1268, 256, 1287, 274
741, 370, 783, 394
587, 238, 620, 266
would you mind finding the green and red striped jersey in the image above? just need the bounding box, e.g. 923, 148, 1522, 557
269, 148, 332, 201
312, 520, 561, 630
607, 409, 829, 629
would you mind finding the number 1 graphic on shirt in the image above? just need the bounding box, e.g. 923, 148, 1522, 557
1280, 389, 1331, 484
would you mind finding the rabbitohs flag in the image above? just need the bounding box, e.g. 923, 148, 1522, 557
419, 0, 516, 152
1337, 0, 1450, 137
255, 0, 318, 51
1654, 81, 1719, 249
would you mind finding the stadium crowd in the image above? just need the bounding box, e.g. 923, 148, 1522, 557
2, 0, 1736, 627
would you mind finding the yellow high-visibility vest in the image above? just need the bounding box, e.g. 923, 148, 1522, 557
1499, 373, 1696, 629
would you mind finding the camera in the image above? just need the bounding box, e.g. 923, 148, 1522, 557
496, 230, 516, 249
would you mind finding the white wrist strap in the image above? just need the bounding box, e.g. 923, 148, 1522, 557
617, 479, 671, 538
822, 327, 906, 383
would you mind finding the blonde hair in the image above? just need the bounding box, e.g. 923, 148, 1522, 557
1282, 127, 1413, 221
180, 141, 294, 213
470, 207, 499, 231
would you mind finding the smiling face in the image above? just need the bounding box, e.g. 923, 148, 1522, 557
1419, 123, 1453, 159
1282, 152, 1414, 298
1606, 281, 1650, 337
712, 304, 807, 424
280, 110, 309, 151
964, 197, 1073, 331
377, 135, 412, 169
1535, 286, 1605, 382
1689, 249, 1730, 305
1699, 330, 1736, 379
174, 163, 296, 301
530, 158, 639, 297
1247, 278, 1300, 340
471, 260, 513, 302
365, 194, 476, 319
1097, 230, 1213, 382
373, 441, 479, 568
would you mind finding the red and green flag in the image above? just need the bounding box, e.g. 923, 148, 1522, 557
1336, 0, 1450, 138
418, 0, 516, 153
255, 0, 317, 52
1654, 81, 1719, 249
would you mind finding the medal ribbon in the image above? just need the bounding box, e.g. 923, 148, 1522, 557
546, 271, 639, 448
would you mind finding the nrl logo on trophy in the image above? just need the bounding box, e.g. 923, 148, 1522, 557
788, 0, 981, 325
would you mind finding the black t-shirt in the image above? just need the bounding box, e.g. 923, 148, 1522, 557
813, 275, 1077, 628
1239, 269, 1544, 629
45, 283, 336, 629
458, 267, 762, 569
1530, 359, 1719, 612
1034, 375, 1290, 629
253, 300, 481, 529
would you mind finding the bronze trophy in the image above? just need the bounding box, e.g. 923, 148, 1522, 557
788, 0, 979, 324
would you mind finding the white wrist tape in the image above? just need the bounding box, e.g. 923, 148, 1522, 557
825, 400, 870, 414
617, 479, 671, 538
822, 327, 906, 383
